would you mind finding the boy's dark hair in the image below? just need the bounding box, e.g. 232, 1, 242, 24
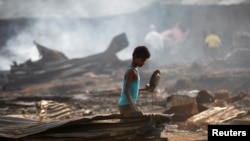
132, 46, 151, 59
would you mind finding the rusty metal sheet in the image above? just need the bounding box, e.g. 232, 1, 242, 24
0, 113, 172, 141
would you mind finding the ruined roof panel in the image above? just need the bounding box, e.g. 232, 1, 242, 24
0, 113, 171, 140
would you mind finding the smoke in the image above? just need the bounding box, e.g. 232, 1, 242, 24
2, 0, 245, 70
0, 0, 156, 70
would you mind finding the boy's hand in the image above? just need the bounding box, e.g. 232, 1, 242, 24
139, 84, 153, 92
145, 84, 154, 92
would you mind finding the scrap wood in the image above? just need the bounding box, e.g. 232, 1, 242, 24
231, 119, 250, 124
186, 106, 247, 129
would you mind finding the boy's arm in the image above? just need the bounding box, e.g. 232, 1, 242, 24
139, 84, 153, 92
139, 88, 147, 91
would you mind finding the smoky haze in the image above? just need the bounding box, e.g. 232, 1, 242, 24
1, 0, 250, 70
0, 0, 156, 70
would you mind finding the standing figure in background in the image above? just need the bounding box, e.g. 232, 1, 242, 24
204, 31, 222, 60
144, 24, 164, 65
161, 22, 190, 58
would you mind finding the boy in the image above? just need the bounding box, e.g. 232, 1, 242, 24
118, 46, 151, 116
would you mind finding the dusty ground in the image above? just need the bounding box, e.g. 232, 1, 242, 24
0, 88, 208, 141
162, 130, 207, 141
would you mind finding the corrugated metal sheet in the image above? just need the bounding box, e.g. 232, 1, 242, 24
0, 113, 172, 141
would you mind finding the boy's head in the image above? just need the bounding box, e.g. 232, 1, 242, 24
132, 46, 150, 67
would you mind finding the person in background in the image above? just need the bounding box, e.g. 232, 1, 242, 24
118, 46, 151, 118
204, 31, 222, 60
144, 24, 164, 64
161, 22, 190, 58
